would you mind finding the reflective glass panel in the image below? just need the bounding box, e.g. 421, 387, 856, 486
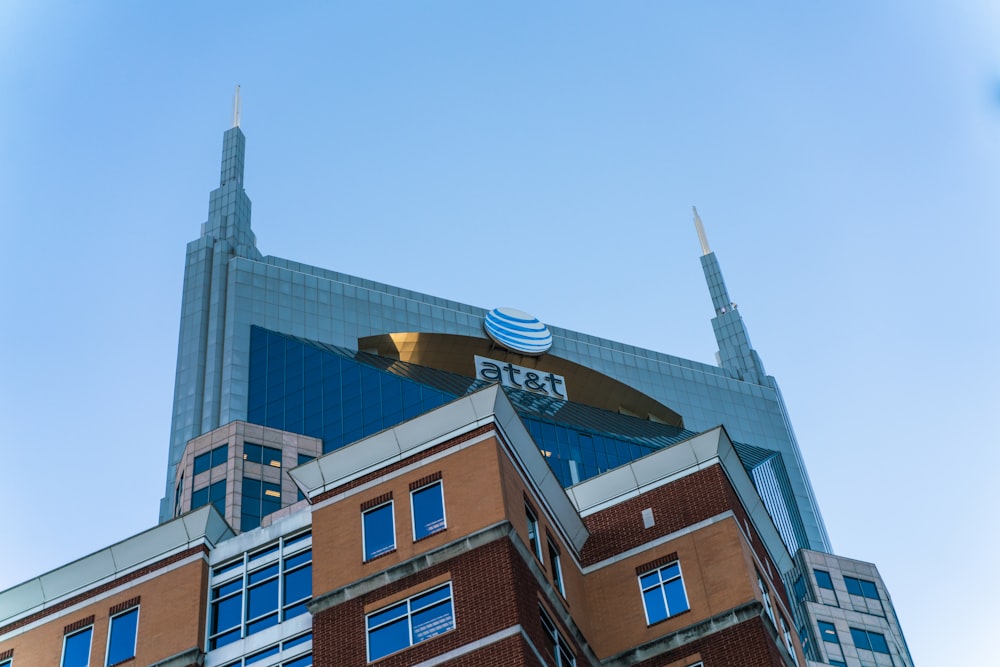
412, 482, 445, 540
814, 569, 834, 590
62, 627, 92, 667
106, 607, 139, 666
363, 503, 395, 560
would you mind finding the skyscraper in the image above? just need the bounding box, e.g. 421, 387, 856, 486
1, 107, 912, 667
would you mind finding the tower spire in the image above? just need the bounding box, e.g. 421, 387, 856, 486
232, 84, 241, 128
693, 206, 711, 256
694, 208, 767, 384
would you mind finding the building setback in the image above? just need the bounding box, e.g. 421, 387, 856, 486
1, 106, 912, 666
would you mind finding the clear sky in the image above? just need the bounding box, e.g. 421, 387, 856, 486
1, 2, 997, 664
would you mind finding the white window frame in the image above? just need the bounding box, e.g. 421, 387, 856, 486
365, 582, 455, 662
410, 480, 446, 541
362, 500, 396, 561
638, 561, 690, 625
61, 625, 93, 667
105, 606, 140, 667
525, 503, 542, 560
547, 537, 565, 596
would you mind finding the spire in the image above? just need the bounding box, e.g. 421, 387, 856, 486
693, 206, 711, 255
232, 84, 241, 128
220, 87, 245, 188
694, 208, 767, 383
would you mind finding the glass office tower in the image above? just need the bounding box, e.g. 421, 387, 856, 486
162, 118, 831, 558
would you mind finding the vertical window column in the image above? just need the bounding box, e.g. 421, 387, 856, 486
106, 603, 139, 667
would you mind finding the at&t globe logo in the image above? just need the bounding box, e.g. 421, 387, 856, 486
483, 308, 553, 356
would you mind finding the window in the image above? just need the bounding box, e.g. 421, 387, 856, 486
757, 572, 774, 625
850, 627, 890, 654
209, 533, 312, 649
814, 569, 834, 590
526, 503, 542, 560
829, 661, 847, 667
363, 501, 395, 560
244, 442, 282, 467
844, 576, 880, 600
192, 479, 226, 515
106, 607, 139, 666
241, 476, 282, 531
218, 633, 312, 667
195, 444, 228, 475
366, 583, 454, 661
548, 538, 564, 596
818, 620, 840, 644
62, 627, 92, 667
780, 616, 798, 666
639, 561, 690, 624
792, 575, 806, 601
540, 607, 575, 666
0, 658, 10, 667
411, 481, 445, 540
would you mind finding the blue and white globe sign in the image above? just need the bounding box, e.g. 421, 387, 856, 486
483, 308, 553, 356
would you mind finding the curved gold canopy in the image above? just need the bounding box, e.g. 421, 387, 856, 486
358, 332, 684, 428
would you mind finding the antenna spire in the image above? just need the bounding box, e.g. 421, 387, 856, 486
232, 85, 241, 128
693, 206, 711, 256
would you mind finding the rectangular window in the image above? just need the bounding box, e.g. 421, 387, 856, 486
241, 476, 282, 531
639, 561, 690, 625
526, 503, 542, 560
209, 533, 312, 650
366, 583, 454, 661
780, 616, 798, 666
548, 538, 564, 596
844, 576, 880, 600
829, 661, 847, 667
814, 569, 834, 590
792, 575, 806, 601
363, 502, 395, 560
818, 620, 840, 644
757, 572, 775, 625
192, 479, 226, 516
106, 607, 139, 666
195, 444, 228, 475
244, 442, 282, 467
539, 607, 576, 666
411, 481, 446, 540
62, 627, 92, 667
850, 627, 890, 654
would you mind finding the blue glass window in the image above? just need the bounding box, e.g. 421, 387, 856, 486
639, 561, 690, 624
209, 534, 312, 649
194, 444, 228, 475
192, 480, 226, 516
540, 607, 576, 666
792, 575, 806, 601
548, 539, 564, 596
850, 627, 890, 654
814, 569, 834, 590
283, 550, 312, 619
817, 620, 840, 644
366, 583, 454, 661
241, 477, 281, 532
244, 443, 282, 468
296, 454, 314, 502
62, 627, 92, 667
526, 503, 542, 560
844, 576, 879, 600
106, 607, 139, 666
363, 502, 395, 560
411, 481, 445, 540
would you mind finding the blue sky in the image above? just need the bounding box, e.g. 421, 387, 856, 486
1, 3, 998, 664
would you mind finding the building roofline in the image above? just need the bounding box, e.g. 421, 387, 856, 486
0, 506, 233, 627
290, 383, 591, 552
